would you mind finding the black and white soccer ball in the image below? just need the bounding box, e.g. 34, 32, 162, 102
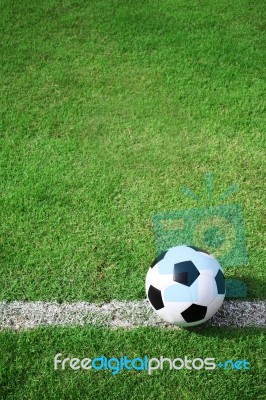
146, 245, 226, 326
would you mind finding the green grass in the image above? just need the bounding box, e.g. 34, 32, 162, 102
0, 326, 265, 400
0, 0, 265, 398
0, 0, 265, 302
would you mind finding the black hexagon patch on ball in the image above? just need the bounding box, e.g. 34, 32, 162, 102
173, 261, 200, 286
181, 304, 207, 323
148, 285, 164, 310
215, 269, 226, 294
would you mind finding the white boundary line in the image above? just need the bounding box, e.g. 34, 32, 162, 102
0, 300, 265, 331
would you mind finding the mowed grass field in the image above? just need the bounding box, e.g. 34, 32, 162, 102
0, 0, 265, 399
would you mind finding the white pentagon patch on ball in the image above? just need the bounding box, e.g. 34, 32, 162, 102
145, 245, 226, 327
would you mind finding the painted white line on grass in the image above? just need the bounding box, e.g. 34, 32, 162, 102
0, 300, 265, 331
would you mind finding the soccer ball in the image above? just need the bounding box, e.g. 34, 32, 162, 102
146, 245, 226, 326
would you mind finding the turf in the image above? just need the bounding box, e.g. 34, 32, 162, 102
0, 0, 265, 302
0, 326, 265, 400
